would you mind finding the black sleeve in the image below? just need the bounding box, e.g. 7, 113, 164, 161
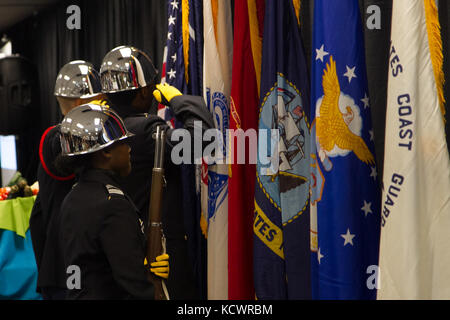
98, 198, 155, 299
49, 126, 62, 159
29, 194, 45, 272
142, 95, 215, 162
169, 95, 215, 132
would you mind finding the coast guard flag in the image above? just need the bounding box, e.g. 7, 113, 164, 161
378, 0, 450, 299
202, 0, 233, 300
164, 0, 206, 299
254, 0, 311, 299
310, 0, 380, 299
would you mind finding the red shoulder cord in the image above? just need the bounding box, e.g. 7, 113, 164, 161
39, 125, 75, 181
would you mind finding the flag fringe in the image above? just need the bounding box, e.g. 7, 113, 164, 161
293, 0, 301, 27
424, 0, 446, 122
247, 0, 262, 97
200, 212, 208, 238
182, 0, 190, 83
211, 0, 219, 45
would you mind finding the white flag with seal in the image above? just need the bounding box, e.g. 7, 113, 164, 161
202, 0, 233, 300
378, 0, 450, 299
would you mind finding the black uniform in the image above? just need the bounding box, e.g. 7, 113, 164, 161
114, 95, 214, 300
29, 125, 75, 298
59, 168, 154, 300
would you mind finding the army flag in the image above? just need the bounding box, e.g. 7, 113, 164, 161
310, 0, 380, 299
228, 0, 264, 300
202, 0, 233, 300
254, 0, 311, 299
378, 0, 450, 299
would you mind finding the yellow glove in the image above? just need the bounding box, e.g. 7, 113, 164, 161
144, 254, 170, 279
153, 83, 182, 106
88, 98, 109, 107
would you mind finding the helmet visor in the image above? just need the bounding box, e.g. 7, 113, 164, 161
54, 60, 102, 98
100, 46, 158, 93
60, 104, 134, 156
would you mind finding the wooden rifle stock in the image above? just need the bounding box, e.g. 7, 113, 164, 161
146, 126, 168, 300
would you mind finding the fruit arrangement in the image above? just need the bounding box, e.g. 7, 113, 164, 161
0, 173, 38, 201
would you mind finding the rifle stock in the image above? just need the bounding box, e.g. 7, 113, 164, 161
146, 126, 168, 300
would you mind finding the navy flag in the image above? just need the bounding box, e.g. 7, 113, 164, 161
310, 0, 381, 299
254, 0, 311, 299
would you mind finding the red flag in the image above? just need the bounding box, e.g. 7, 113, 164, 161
228, 0, 264, 300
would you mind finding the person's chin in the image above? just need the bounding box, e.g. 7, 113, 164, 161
117, 164, 131, 178
124, 164, 132, 176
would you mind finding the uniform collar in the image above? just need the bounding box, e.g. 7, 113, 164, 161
78, 168, 123, 189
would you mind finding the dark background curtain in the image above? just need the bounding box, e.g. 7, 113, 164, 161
3, 0, 450, 185
5, 0, 167, 182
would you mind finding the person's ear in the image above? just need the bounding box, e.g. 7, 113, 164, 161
139, 86, 151, 99
100, 148, 113, 160
131, 87, 151, 112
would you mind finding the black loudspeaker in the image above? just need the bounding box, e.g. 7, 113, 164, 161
0, 55, 38, 135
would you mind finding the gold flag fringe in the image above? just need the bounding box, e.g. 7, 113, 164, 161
424, 0, 446, 122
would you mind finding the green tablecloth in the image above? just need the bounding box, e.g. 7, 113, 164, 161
0, 195, 41, 300
0, 196, 36, 238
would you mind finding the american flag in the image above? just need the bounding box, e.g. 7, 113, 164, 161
157, 46, 175, 129
159, 0, 206, 299
164, 0, 203, 95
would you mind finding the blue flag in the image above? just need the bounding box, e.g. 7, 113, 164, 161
164, 0, 206, 299
254, 0, 311, 299
310, 0, 381, 299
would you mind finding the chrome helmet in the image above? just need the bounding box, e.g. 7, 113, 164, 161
100, 45, 158, 93
54, 60, 102, 98
60, 103, 134, 156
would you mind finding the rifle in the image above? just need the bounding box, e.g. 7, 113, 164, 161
146, 126, 169, 300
